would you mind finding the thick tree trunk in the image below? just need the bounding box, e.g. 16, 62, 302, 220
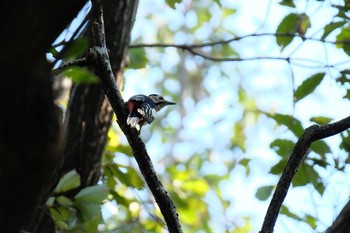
0, 1, 86, 232
25, 1, 139, 232
0, 1, 138, 232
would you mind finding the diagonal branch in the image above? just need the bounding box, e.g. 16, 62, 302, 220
89, 5, 183, 233
260, 115, 350, 233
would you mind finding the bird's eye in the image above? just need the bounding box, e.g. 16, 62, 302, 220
159, 96, 164, 100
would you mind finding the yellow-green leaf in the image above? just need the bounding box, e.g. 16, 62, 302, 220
336, 26, 350, 55
182, 179, 209, 196
310, 116, 333, 125
63, 66, 99, 84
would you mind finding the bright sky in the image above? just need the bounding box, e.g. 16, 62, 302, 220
123, 0, 350, 232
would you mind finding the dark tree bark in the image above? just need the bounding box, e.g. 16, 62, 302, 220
0, 1, 86, 232
0, 1, 138, 232
326, 200, 350, 233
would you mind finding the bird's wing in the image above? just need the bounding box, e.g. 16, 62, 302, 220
138, 103, 156, 124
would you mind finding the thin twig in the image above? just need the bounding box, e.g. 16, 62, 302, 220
89, 4, 183, 233
129, 32, 350, 50
51, 58, 89, 76
260, 115, 350, 233
129, 35, 350, 68
51, 3, 94, 68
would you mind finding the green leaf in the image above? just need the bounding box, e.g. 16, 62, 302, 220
322, 21, 346, 40
56, 196, 73, 207
63, 66, 99, 84
297, 13, 311, 37
311, 178, 326, 196
63, 37, 89, 62
293, 164, 319, 187
310, 140, 331, 158
46, 197, 55, 207
49, 206, 71, 222
48, 46, 60, 59
305, 214, 317, 229
344, 89, 350, 99
336, 70, 350, 88
340, 131, 350, 153
309, 158, 329, 168
336, 26, 350, 56
309, 116, 333, 125
270, 139, 295, 157
114, 166, 145, 189
270, 159, 287, 175
75, 201, 103, 223
239, 158, 251, 176
280, 205, 303, 221
279, 0, 295, 7
294, 73, 325, 102
75, 184, 109, 203
255, 185, 274, 201
265, 113, 304, 137
128, 47, 148, 69
165, 0, 182, 9
276, 13, 299, 50
53, 220, 69, 231
54, 169, 81, 193
222, 8, 236, 18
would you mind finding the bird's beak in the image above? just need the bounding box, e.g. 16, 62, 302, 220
164, 100, 176, 105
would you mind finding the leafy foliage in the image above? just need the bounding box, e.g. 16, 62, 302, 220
50, 0, 350, 232
47, 170, 109, 233
63, 66, 99, 84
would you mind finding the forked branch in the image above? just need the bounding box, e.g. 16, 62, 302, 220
260, 115, 350, 233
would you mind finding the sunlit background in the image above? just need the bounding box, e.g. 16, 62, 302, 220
52, 0, 350, 232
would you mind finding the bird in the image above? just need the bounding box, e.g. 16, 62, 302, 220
126, 94, 176, 131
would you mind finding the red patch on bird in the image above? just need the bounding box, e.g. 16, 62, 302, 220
127, 101, 136, 112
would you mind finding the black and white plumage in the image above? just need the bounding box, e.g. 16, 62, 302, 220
126, 94, 176, 130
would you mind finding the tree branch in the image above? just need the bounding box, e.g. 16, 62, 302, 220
90, 5, 183, 233
326, 200, 350, 233
260, 115, 350, 233
51, 58, 89, 76
129, 33, 350, 67
129, 32, 350, 49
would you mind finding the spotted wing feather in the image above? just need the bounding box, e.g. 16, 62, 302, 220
138, 103, 156, 124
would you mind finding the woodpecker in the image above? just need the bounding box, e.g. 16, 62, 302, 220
126, 94, 176, 131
